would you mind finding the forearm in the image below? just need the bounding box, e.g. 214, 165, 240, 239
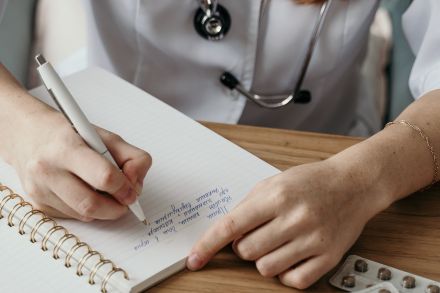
329, 90, 440, 211
0, 63, 53, 163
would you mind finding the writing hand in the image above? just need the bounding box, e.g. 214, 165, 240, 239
11, 108, 152, 221
187, 160, 389, 288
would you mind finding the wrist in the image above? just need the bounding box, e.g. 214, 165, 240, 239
0, 94, 56, 165
327, 124, 435, 217
326, 140, 397, 220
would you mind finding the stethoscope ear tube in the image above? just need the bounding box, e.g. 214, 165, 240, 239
220, 72, 239, 90
220, 72, 311, 108
219, 0, 332, 109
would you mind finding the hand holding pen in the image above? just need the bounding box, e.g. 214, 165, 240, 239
34, 54, 150, 223
0, 55, 152, 222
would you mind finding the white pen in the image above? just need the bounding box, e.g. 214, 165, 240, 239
35, 54, 148, 225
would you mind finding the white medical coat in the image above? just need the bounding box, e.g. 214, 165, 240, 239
1, 0, 439, 135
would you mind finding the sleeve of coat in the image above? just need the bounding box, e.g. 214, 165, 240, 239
403, 0, 440, 99
0, 0, 8, 25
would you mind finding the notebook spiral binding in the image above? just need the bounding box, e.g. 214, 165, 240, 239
0, 184, 129, 293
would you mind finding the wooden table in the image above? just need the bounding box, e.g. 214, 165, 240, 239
151, 122, 440, 292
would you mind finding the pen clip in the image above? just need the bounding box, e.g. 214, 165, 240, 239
35, 54, 78, 133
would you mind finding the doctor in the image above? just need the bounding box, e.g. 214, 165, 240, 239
0, 0, 440, 289
84, 0, 381, 136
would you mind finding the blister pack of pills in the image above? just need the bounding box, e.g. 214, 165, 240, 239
353, 282, 399, 293
329, 255, 440, 293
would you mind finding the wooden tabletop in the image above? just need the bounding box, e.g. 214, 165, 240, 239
150, 122, 440, 292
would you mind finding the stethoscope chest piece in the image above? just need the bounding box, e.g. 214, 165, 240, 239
194, 3, 231, 41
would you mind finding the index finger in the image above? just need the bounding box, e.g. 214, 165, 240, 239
186, 195, 274, 270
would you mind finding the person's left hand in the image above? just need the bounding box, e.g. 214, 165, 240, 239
186, 159, 391, 289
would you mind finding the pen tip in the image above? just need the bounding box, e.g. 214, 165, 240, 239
142, 219, 149, 226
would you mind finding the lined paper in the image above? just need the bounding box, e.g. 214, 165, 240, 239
0, 218, 97, 293
0, 68, 279, 292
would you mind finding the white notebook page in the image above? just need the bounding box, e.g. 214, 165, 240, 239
0, 222, 100, 293
0, 67, 279, 292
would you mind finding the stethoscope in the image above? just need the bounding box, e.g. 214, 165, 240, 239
194, 0, 333, 109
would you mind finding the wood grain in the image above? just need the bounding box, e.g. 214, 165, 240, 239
149, 122, 440, 292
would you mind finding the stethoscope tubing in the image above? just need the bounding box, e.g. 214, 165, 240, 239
219, 0, 333, 109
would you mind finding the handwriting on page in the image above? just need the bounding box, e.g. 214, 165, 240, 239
133, 187, 232, 251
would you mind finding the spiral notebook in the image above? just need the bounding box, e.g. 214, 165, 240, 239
0, 67, 279, 293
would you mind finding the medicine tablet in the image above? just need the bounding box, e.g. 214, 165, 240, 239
427, 284, 440, 293
377, 268, 392, 281
342, 275, 356, 288
330, 255, 440, 292
401, 275, 416, 289
355, 259, 369, 273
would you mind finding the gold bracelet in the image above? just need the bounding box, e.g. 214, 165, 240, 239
385, 120, 439, 187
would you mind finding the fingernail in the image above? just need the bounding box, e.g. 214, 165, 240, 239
231, 240, 239, 254
187, 253, 203, 271
134, 181, 143, 196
